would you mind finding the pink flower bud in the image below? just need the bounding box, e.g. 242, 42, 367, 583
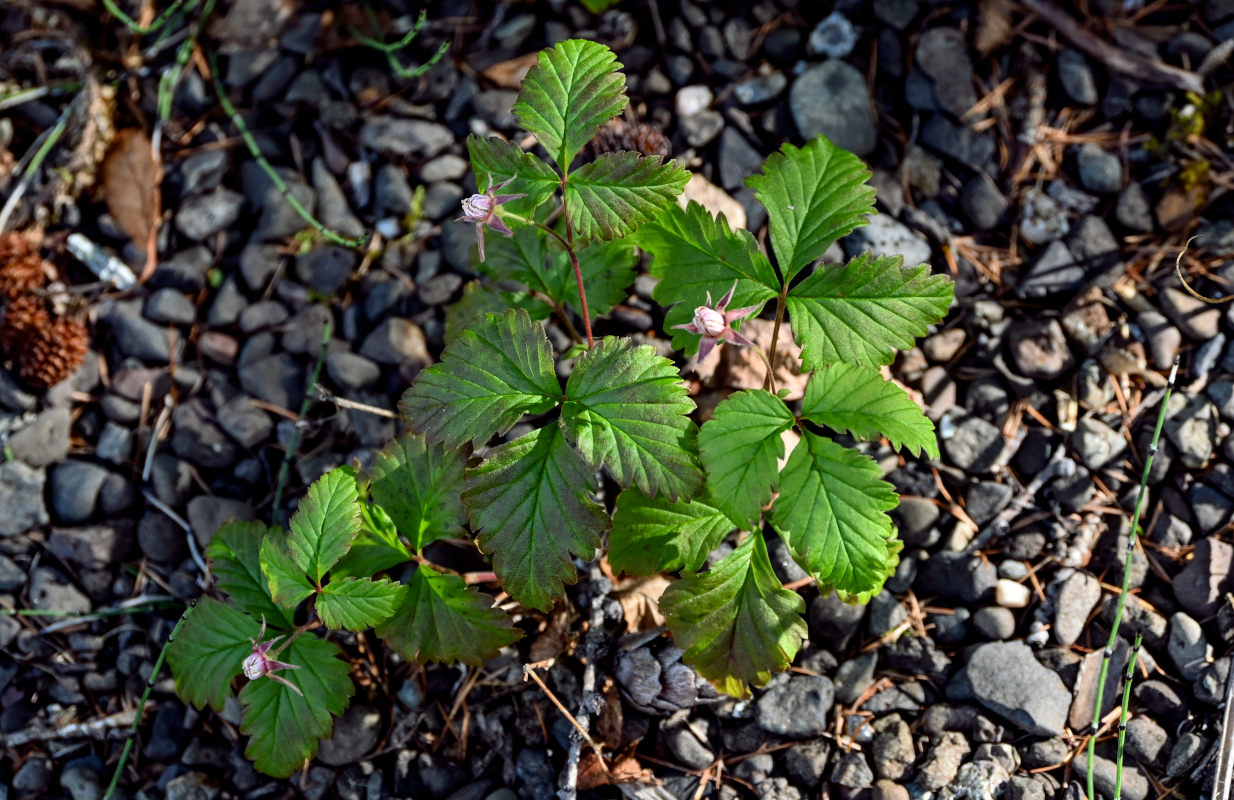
460, 193, 494, 221
692, 305, 726, 337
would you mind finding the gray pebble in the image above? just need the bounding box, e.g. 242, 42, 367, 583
790, 61, 876, 156
8, 407, 71, 467
145, 289, 197, 325
175, 188, 245, 241
49, 461, 109, 523
1075, 143, 1123, 194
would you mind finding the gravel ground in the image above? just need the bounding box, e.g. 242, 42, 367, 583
2, 1, 1234, 798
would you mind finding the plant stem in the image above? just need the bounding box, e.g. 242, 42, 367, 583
506, 210, 594, 347
102, 0, 196, 35
103, 599, 197, 800
567, 247, 593, 348
1114, 633, 1142, 800
208, 54, 366, 249
0, 94, 76, 233
349, 8, 450, 81
755, 347, 777, 395
271, 319, 333, 521
766, 284, 789, 375
1087, 358, 1177, 800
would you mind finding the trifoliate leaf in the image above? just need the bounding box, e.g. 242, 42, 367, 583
483, 224, 637, 318
660, 531, 806, 698
401, 309, 561, 447
286, 467, 363, 585
610, 488, 734, 575
377, 565, 521, 664
239, 634, 353, 778
259, 531, 316, 609
208, 520, 293, 627
746, 136, 875, 282
564, 152, 689, 241
167, 597, 262, 712
445, 281, 545, 346
317, 576, 407, 630
786, 252, 954, 368
466, 134, 560, 216
562, 336, 702, 501
464, 425, 606, 611
329, 504, 414, 580
698, 390, 796, 529
770, 432, 900, 602
801, 364, 938, 459
512, 39, 628, 170
637, 201, 779, 352
365, 433, 466, 552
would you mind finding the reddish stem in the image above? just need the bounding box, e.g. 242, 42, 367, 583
561, 200, 593, 347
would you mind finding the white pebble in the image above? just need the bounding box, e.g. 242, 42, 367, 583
675, 85, 713, 118
995, 579, 1031, 608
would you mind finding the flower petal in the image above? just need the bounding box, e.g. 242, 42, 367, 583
697, 336, 717, 363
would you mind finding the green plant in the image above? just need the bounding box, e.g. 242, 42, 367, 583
167, 38, 953, 777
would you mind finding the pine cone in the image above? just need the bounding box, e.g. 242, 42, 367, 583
0, 232, 47, 299
0, 294, 51, 360
590, 119, 671, 158
18, 314, 88, 389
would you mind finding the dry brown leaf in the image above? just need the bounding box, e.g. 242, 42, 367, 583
594, 678, 624, 749
102, 129, 157, 248
528, 601, 576, 663
577, 752, 657, 791
482, 53, 541, 90
613, 574, 671, 631
975, 0, 1015, 56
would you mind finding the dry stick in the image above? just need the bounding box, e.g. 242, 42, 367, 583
103, 599, 198, 800
1087, 358, 1178, 800
558, 562, 611, 800
313, 386, 398, 419
1020, 0, 1204, 94
523, 663, 601, 756
1, 711, 136, 748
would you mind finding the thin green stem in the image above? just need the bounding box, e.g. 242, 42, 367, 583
766, 283, 789, 373
349, 8, 450, 80
1087, 358, 1178, 800
0, 82, 81, 112
103, 599, 197, 800
1114, 633, 1142, 800
754, 347, 777, 394
157, 0, 216, 122
502, 210, 593, 347
0, 98, 76, 233
208, 54, 366, 249
0, 601, 174, 618
102, 0, 196, 35
272, 320, 333, 521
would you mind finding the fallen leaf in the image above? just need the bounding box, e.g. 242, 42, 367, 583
483, 53, 540, 89
528, 600, 576, 663
613, 574, 671, 631
975, 0, 1015, 56
102, 129, 157, 249
577, 752, 657, 791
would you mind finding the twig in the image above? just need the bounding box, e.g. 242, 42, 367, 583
313, 386, 398, 419
965, 445, 1069, 554
104, 599, 197, 799
558, 562, 611, 800
522, 662, 601, 757
1214, 595, 1234, 800
0, 710, 137, 747
207, 54, 367, 249
142, 488, 209, 579
1020, 0, 1204, 94
271, 320, 333, 520
1087, 358, 1178, 800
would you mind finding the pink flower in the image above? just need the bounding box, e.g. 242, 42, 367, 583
457, 175, 525, 262
242, 616, 303, 696
673, 280, 760, 363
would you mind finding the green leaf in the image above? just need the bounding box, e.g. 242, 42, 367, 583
610, 488, 734, 575
746, 136, 876, 282
482, 224, 636, 318
366, 433, 467, 552
285, 468, 363, 585
401, 309, 561, 448
660, 531, 806, 698
564, 152, 689, 241
317, 577, 407, 630
463, 425, 606, 611
208, 520, 294, 627
562, 336, 702, 501
167, 597, 262, 712
637, 201, 779, 352
512, 39, 628, 170
259, 532, 316, 609
786, 252, 954, 369
698, 390, 796, 529
770, 432, 901, 602
377, 565, 521, 664
466, 134, 560, 216
239, 634, 354, 778
329, 504, 414, 580
801, 364, 938, 459
445, 281, 545, 346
